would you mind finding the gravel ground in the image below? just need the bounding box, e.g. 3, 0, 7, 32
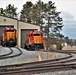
0, 47, 11, 55
0, 47, 39, 66
0, 47, 75, 75
32, 70, 76, 75
0, 47, 67, 66
0, 47, 69, 66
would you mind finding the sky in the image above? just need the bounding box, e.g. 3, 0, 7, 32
0, 0, 76, 39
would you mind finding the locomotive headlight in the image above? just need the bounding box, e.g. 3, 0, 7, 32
11, 28, 14, 30
6, 27, 9, 30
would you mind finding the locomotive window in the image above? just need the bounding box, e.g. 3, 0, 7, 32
6, 30, 15, 32
33, 34, 40, 36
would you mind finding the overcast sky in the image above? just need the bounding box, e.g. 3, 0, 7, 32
0, 0, 76, 39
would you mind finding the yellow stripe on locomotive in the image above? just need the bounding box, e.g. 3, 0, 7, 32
33, 36, 43, 44
6, 32, 16, 40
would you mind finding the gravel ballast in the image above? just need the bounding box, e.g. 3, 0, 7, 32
0, 47, 69, 66
0, 47, 74, 75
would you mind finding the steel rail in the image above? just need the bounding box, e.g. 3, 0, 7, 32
0, 63, 76, 75
0, 49, 76, 75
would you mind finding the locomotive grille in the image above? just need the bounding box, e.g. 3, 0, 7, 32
33, 36, 42, 44
6, 32, 15, 40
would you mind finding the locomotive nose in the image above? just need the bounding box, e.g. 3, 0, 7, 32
9, 34, 13, 38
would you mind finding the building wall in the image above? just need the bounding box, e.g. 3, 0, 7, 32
0, 16, 40, 48
18, 21, 40, 47
0, 16, 17, 29
0, 16, 18, 46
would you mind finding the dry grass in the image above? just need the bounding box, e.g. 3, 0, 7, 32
62, 46, 76, 50
35, 51, 68, 61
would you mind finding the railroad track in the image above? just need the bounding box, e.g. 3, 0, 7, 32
0, 47, 22, 59
0, 49, 76, 75
0, 62, 76, 75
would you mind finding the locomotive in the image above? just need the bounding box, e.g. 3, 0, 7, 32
1, 27, 17, 47
24, 30, 44, 50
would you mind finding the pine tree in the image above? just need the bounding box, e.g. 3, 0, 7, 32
20, 1, 33, 22
20, 0, 63, 37
43, 1, 63, 38
4, 4, 17, 18
31, 0, 45, 31
0, 8, 4, 15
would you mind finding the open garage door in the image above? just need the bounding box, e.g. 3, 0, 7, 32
21, 29, 37, 48
0, 26, 14, 45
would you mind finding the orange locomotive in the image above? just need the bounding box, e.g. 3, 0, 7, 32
24, 30, 44, 50
1, 27, 17, 47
